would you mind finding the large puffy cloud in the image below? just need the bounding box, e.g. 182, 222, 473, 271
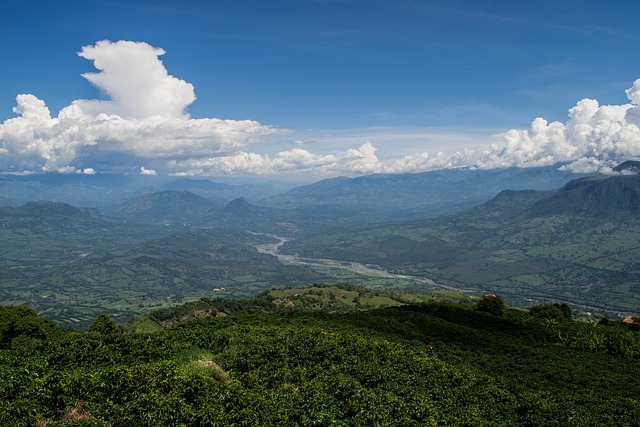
475, 83, 640, 173
61, 40, 196, 120
0, 40, 284, 174
169, 147, 340, 176
0, 94, 77, 171
2, 39, 640, 177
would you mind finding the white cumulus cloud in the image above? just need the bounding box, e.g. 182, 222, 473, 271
61, 40, 196, 120
140, 166, 157, 176
164, 77, 640, 177
0, 40, 284, 174
2, 39, 640, 177
78, 168, 96, 175
168, 142, 474, 176
474, 82, 640, 173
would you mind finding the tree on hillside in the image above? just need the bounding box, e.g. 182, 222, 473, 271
557, 303, 572, 320
475, 295, 506, 316
89, 314, 121, 334
0, 305, 59, 349
529, 304, 566, 321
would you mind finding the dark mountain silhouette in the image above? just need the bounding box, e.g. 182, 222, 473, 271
219, 197, 260, 218
528, 174, 640, 218
196, 197, 288, 230
612, 160, 640, 174
465, 173, 640, 220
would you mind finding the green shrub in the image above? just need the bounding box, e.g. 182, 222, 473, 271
475, 295, 506, 316
88, 315, 122, 335
530, 304, 565, 321
0, 305, 60, 349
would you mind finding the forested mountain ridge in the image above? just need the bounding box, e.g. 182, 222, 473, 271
283, 173, 640, 313
528, 173, 640, 217
261, 165, 589, 220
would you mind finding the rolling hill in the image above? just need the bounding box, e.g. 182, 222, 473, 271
282, 172, 640, 314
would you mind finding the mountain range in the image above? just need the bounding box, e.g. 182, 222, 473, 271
102, 190, 227, 225
282, 172, 640, 313
0, 165, 587, 223
2, 163, 640, 325
260, 165, 588, 220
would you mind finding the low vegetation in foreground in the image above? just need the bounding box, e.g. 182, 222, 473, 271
2, 287, 640, 426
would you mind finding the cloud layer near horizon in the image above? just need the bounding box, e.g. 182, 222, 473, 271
1, 40, 640, 176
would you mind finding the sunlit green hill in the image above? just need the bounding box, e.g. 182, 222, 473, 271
2, 293, 640, 426
143, 284, 473, 328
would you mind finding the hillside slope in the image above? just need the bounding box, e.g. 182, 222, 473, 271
2, 299, 640, 425
283, 173, 640, 313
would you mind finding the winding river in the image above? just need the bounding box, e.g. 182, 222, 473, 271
252, 232, 475, 293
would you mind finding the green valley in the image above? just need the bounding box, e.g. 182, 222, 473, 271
283, 174, 640, 315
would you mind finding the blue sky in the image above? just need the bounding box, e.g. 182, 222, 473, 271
2, 0, 640, 178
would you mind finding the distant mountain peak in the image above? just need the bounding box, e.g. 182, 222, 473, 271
613, 160, 640, 174
22, 200, 90, 215
227, 196, 248, 205
102, 190, 223, 224
222, 197, 253, 215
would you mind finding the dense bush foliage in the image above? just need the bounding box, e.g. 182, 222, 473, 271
88, 314, 122, 335
475, 294, 506, 316
1, 301, 640, 425
530, 303, 572, 321
0, 305, 60, 349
